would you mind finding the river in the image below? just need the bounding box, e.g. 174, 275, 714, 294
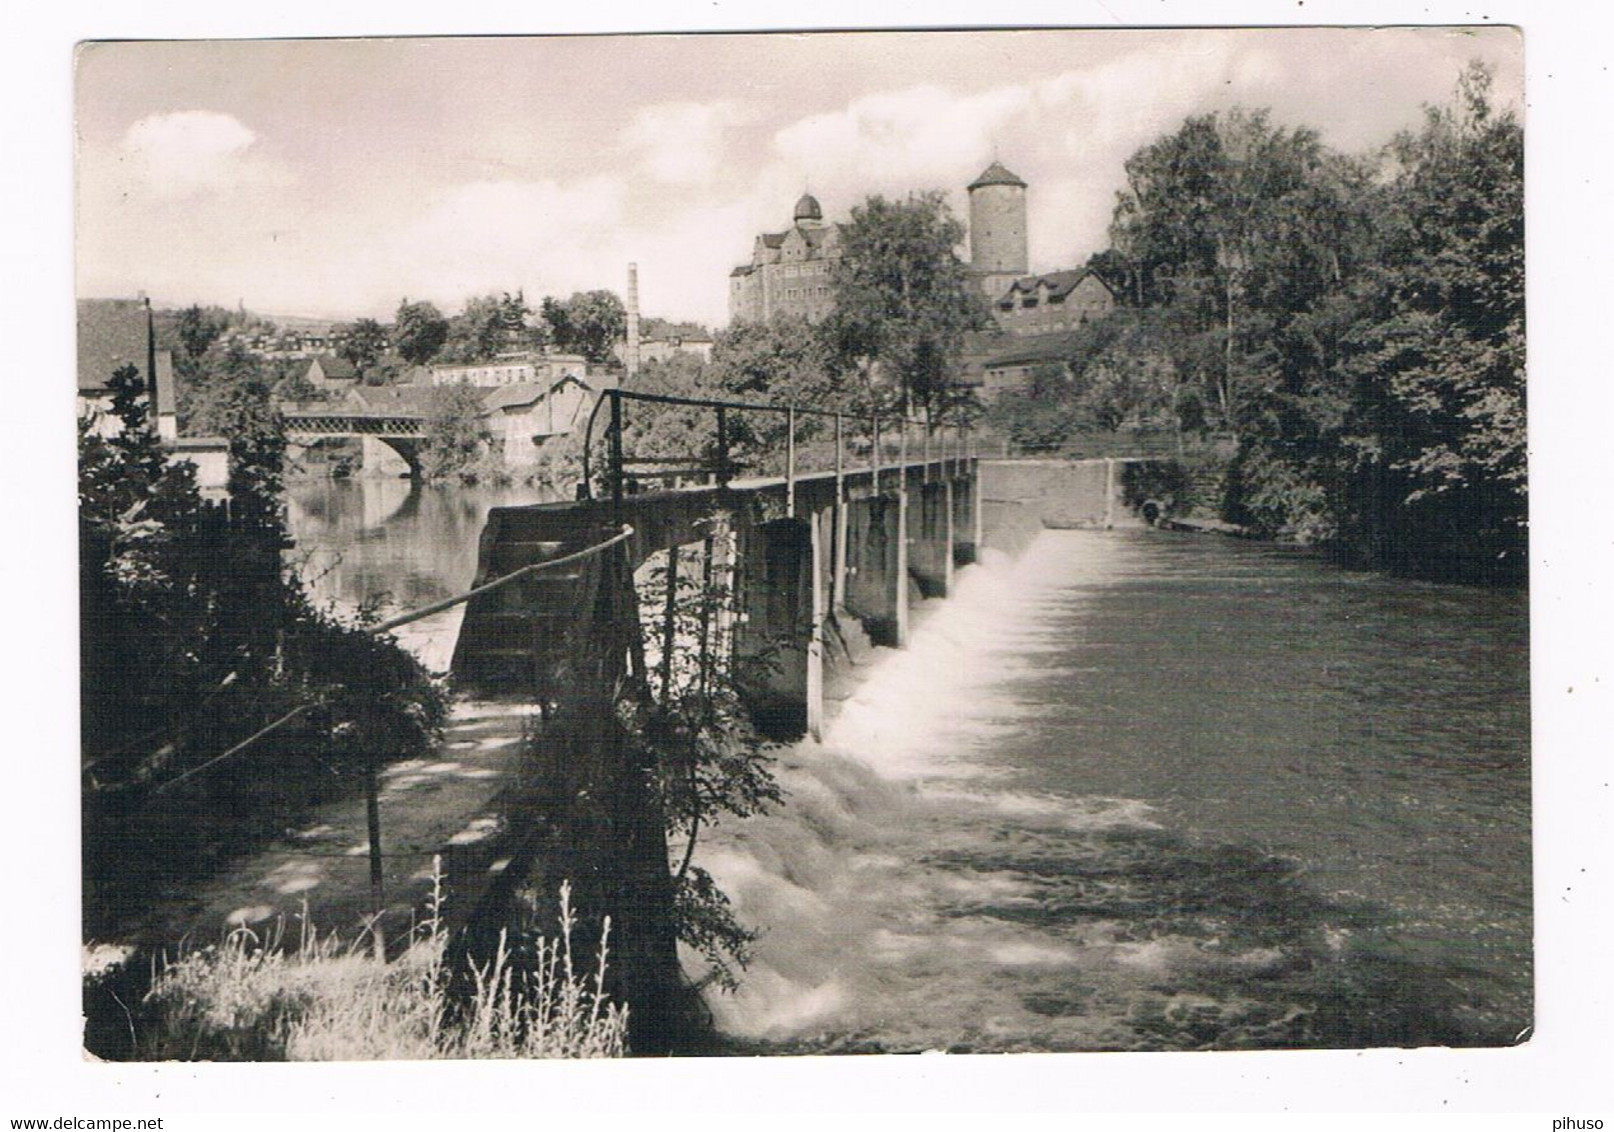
285, 480, 1532, 1053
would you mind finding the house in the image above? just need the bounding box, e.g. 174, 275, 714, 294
428, 351, 598, 389
480, 374, 608, 465
989, 268, 1116, 337
303, 354, 360, 389
975, 329, 1091, 399
613, 333, 716, 367
77, 297, 177, 440
77, 296, 229, 493
167, 437, 231, 500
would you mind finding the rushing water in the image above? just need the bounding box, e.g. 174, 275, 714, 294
284, 486, 1531, 1053
700, 530, 1531, 1053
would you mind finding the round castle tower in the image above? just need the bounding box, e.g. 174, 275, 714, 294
968, 160, 1028, 298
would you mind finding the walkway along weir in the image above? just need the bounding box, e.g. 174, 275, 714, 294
453, 390, 983, 743
441, 391, 981, 1050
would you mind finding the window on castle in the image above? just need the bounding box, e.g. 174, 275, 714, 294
1022, 297, 1038, 308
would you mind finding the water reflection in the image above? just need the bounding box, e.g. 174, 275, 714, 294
285, 478, 561, 672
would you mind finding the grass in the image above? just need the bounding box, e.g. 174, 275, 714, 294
125, 864, 628, 1060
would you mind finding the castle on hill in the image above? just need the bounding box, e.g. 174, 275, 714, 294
727, 160, 1115, 337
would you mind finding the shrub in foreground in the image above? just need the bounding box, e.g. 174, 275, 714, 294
132, 876, 627, 1061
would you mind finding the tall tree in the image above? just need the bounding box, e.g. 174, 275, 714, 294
439, 292, 540, 363
827, 191, 990, 416
1335, 62, 1525, 578
543, 290, 626, 364
337, 317, 390, 370
393, 299, 450, 365
1109, 109, 1370, 429
175, 304, 230, 360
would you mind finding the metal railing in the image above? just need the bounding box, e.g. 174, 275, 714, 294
581, 387, 975, 516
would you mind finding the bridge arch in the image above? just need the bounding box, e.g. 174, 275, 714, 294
280, 407, 430, 479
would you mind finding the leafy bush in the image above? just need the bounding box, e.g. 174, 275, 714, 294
79, 365, 448, 933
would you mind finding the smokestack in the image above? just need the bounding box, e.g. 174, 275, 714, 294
626, 262, 641, 380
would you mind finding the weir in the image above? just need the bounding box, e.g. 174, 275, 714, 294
437, 387, 1183, 1050
437, 390, 988, 1051
451, 455, 980, 738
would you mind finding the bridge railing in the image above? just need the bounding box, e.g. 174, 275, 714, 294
582, 388, 975, 515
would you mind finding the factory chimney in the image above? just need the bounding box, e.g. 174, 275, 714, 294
626, 262, 641, 379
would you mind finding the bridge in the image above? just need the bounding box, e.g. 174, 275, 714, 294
279, 405, 429, 475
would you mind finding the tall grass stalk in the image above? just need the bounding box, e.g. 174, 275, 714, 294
135, 864, 627, 1060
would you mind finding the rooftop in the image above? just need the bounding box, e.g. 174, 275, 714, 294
968, 161, 1027, 191
77, 298, 152, 394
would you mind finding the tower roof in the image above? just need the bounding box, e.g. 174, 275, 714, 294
793, 192, 823, 222
968, 161, 1027, 191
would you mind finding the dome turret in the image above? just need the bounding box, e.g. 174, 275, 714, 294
793, 192, 823, 223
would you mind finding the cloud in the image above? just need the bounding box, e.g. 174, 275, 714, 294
370, 178, 628, 309
774, 84, 1032, 193
118, 111, 287, 200
622, 100, 750, 185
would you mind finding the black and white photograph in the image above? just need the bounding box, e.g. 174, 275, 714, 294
8, 2, 1611, 1119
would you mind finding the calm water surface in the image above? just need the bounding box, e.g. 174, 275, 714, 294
286, 479, 558, 671
286, 487, 1531, 1052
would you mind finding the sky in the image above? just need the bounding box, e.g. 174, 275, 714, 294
75, 27, 1522, 330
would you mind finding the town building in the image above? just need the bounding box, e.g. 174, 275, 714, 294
427, 351, 594, 388
303, 354, 360, 389
614, 332, 715, 368
991, 268, 1117, 337
481, 373, 610, 463
77, 297, 231, 492
77, 297, 177, 441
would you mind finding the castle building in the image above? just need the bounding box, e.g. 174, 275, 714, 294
728, 192, 843, 324
727, 160, 1114, 359
966, 161, 1029, 299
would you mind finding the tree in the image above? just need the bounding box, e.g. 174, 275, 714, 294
982, 364, 1081, 453
419, 384, 492, 480
393, 299, 449, 365
180, 340, 278, 437
826, 191, 990, 416
439, 292, 540, 364
175, 305, 230, 360
79, 362, 447, 934
1109, 109, 1371, 429
1334, 62, 1525, 579
337, 317, 390, 370
543, 290, 626, 365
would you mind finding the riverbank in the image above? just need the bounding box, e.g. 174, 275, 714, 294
83, 699, 537, 1058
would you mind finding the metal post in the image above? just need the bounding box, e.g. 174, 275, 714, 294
833, 414, 848, 612
608, 389, 624, 517
899, 419, 908, 493
660, 546, 679, 703
716, 405, 730, 488
872, 418, 882, 495
364, 749, 385, 961
786, 405, 797, 518
697, 536, 715, 700
923, 417, 931, 483
833, 412, 844, 500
